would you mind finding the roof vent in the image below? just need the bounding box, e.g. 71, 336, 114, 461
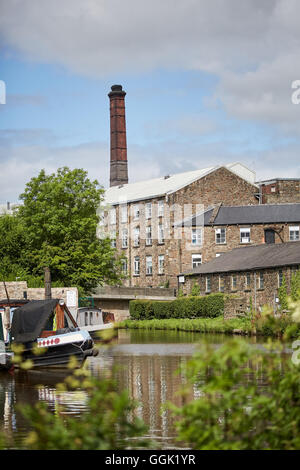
164, 175, 170, 180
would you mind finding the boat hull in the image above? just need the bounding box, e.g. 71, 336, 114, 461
18, 330, 95, 368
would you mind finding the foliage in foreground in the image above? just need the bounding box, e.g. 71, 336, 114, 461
169, 338, 300, 450
1, 362, 149, 450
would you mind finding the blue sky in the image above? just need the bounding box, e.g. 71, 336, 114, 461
1, 0, 300, 203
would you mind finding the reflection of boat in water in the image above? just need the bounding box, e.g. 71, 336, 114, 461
75, 307, 114, 338
5, 299, 98, 369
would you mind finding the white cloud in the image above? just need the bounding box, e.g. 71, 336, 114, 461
1, 0, 300, 133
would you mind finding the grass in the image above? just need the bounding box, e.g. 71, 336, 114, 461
118, 316, 253, 335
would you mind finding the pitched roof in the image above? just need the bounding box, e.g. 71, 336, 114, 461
181, 241, 300, 276
104, 162, 256, 205
177, 203, 300, 226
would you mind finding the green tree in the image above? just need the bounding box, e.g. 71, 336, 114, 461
16, 167, 122, 292
0, 214, 28, 282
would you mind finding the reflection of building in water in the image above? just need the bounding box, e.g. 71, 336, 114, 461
114, 354, 194, 443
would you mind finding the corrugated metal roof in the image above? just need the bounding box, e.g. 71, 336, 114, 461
104, 162, 256, 205
182, 241, 300, 275
178, 203, 300, 226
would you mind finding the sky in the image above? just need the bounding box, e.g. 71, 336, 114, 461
1, 0, 300, 203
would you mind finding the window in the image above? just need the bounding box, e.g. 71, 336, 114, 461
278, 269, 284, 287
121, 259, 128, 275
219, 275, 225, 292
158, 223, 164, 244
145, 203, 152, 219
146, 256, 152, 275
289, 225, 300, 241
134, 226, 140, 247
146, 225, 152, 245
240, 227, 251, 243
121, 205, 127, 223
158, 200, 164, 217
245, 272, 251, 289
133, 204, 140, 220
134, 257, 140, 276
158, 255, 165, 274
110, 207, 116, 224
122, 228, 128, 248
231, 275, 237, 290
215, 228, 226, 244
192, 253, 202, 269
111, 230, 116, 248
206, 276, 211, 293
192, 228, 202, 246
258, 272, 264, 289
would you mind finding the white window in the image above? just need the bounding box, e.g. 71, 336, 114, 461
240, 227, 251, 243
134, 256, 140, 275
122, 228, 128, 248
158, 200, 164, 217
121, 204, 127, 223
206, 276, 211, 293
158, 255, 165, 274
219, 275, 225, 292
289, 225, 299, 241
158, 223, 164, 244
146, 256, 152, 275
111, 230, 116, 248
110, 207, 116, 225
192, 253, 202, 269
192, 228, 202, 246
245, 272, 251, 289
121, 259, 128, 274
258, 272, 264, 289
146, 225, 152, 245
134, 226, 140, 247
133, 204, 140, 220
145, 202, 152, 219
231, 275, 237, 290
216, 228, 226, 244
278, 269, 284, 287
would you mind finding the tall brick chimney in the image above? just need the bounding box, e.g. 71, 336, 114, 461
108, 85, 128, 187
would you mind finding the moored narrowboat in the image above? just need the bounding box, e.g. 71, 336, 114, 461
8, 299, 98, 368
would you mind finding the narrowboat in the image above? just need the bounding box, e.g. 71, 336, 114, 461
8, 298, 98, 368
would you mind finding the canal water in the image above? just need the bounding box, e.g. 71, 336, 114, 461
0, 329, 292, 449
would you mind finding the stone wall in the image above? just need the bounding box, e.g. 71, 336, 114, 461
0, 282, 78, 316
261, 180, 300, 204
181, 266, 297, 312
179, 223, 295, 275
106, 166, 259, 289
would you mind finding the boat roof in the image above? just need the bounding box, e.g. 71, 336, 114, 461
10, 299, 59, 343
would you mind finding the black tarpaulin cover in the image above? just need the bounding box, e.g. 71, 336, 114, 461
10, 299, 59, 343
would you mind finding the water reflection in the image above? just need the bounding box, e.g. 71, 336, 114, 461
0, 329, 293, 448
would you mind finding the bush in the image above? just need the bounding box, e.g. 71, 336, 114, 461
169, 338, 300, 450
129, 294, 224, 320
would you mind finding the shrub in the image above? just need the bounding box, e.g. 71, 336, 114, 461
169, 338, 300, 450
129, 294, 224, 320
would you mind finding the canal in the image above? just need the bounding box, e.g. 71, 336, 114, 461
0, 329, 292, 448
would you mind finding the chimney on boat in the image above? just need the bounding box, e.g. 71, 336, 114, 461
108, 85, 128, 187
